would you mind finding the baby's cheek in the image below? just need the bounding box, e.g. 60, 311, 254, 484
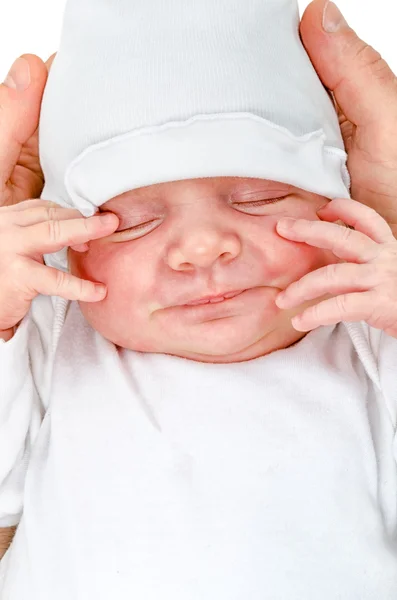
68, 245, 108, 282
70, 243, 135, 286
274, 236, 334, 285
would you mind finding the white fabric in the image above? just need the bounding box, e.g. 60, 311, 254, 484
38, 0, 351, 274
0, 295, 397, 599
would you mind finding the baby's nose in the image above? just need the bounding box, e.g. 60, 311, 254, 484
167, 230, 241, 270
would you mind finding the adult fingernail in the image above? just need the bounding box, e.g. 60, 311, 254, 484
3, 57, 31, 91
322, 1, 349, 33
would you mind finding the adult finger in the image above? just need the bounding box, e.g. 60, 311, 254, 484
300, 0, 397, 230
300, 0, 397, 130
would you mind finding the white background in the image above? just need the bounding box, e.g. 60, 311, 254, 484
0, 0, 396, 80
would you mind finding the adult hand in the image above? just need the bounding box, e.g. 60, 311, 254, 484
300, 0, 397, 234
0, 52, 56, 557
0, 53, 56, 208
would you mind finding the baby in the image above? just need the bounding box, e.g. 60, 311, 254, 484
1, 0, 397, 598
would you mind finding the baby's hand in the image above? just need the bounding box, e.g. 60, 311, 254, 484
0, 199, 119, 332
274, 197, 397, 338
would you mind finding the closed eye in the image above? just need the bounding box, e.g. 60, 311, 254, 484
109, 195, 290, 241
117, 219, 158, 232
232, 196, 289, 208
113, 218, 162, 240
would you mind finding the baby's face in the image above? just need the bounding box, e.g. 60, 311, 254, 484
68, 177, 340, 363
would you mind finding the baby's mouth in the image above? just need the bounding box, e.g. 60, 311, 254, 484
185, 290, 245, 306
147, 289, 247, 315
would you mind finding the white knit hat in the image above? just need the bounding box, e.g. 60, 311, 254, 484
39, 0, 351, 273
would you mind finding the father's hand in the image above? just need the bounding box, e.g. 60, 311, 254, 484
0, 53, 56, 207
301, 0, 397, 233
0, 52, 56, 558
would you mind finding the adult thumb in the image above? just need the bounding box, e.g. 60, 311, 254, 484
1, 54, 51, 146
0, 54, 51, 191
300, 0, 397, 127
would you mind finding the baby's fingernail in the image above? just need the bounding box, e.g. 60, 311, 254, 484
276, 293, 286, 306
95, 284, 107, 296
99, 213, 117, 226
277, 218, 296, 229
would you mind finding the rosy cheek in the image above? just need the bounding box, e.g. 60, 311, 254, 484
69, 245, 107, 281
292, 240, 333, 275
274, 236, 327, 280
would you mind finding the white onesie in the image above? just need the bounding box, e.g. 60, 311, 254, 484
0, 296, 396, 599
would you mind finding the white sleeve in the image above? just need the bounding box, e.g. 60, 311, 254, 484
371, 329, 397, 474
0, 295, 63, 527
376, 330, 397, 430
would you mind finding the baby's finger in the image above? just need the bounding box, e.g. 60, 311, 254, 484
276, 262, 378, 309
17, 213, 118, 255
13, 205, 83, 227
277, 218, 378, 264
291, 290, 376, 331
0, 198, 60, 213
24, 259, 106, 302
317, 198, 396, 244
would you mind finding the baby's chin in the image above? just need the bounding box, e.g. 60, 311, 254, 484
110, 314, 306, 363
159, 322, 306, 363
162, 330, 307, 364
